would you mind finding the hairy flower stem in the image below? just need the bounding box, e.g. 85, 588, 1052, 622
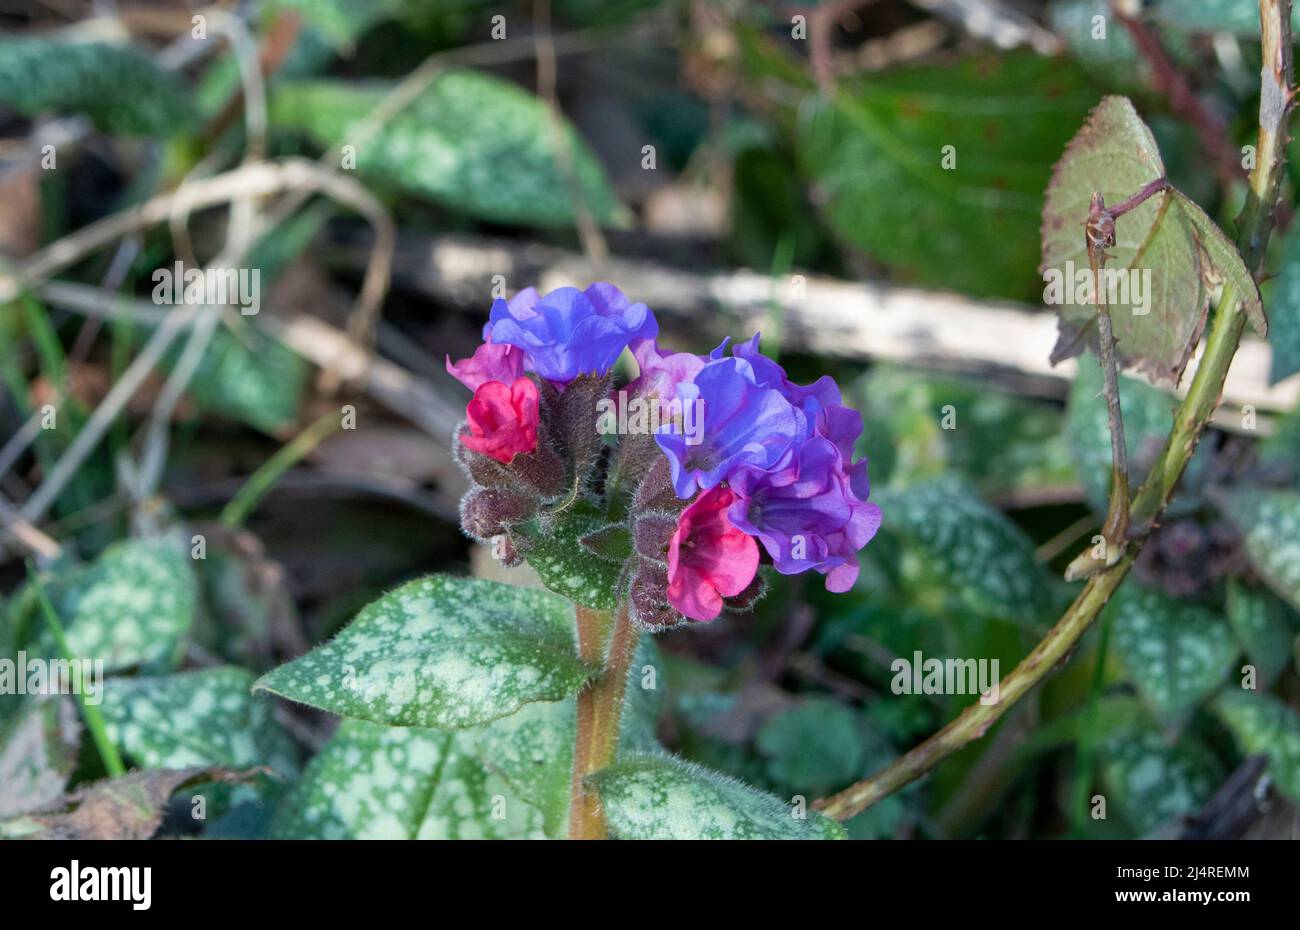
570, 601, 638, 839
817, 0, 1294, 824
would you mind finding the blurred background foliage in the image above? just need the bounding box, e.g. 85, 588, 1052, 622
1, 0, 1299, 839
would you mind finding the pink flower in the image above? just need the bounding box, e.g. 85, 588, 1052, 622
460, 378, 540, 464
446, 342, 525, 393
666, 486, 759, 622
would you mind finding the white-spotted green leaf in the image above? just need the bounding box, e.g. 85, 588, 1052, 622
525, 506, 624, 610
0, 38, 194, 135
1153, 0, 1298, 35
263, 0, 399, 49
590, 753, 846, 840
463, 639, 664, 838
270, 72, 625, 227
179, 324, 307, 435
254, 575, 591, 728
0, 698, 80, 817
34, 537, 196, 674
1068, 356, 1173, 515
1212, 689, 1300, 803
100, 667, 297, 776
1107, 585, 1237, 725
272, 719, 544, 839
1042, 96, 1262, 384
1226, 580, 1297, 687
1265, 221, 1300, 383
877, 478, 1050, 625
1099, 715, 1223, 835
1218, 488, 1300, 612
853, 365, 1076, 498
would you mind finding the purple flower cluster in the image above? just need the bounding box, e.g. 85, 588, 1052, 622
651, 334, 881, 593
484, 283, 656, 384
448, 281, 881, 626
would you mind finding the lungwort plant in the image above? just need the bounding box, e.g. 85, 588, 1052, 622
256, 282, 881, 839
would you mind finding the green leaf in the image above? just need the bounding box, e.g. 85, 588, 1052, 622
1174, 188, 1267, 335
1042, 96, 1262, 384
876, 478, 1051, 625
1049, 1, 1142, 77
1066, 357, 1187, 515
755, 699, 865, 794
1213, 689, 1300, 803
1226, 580, 1297, 687
100, 667, 297, 776
1099, 715, 1223, 834
0, 38, 194, 135
264, 0, 400, 49
179, 323, 307, 435
1218, 487, 1300, 612
1107, 585, 1237, 725
795, 50, 1094, 300
271, 72, 625, 227
461, 638, 664, 838
590, 753, 846, 839
272, 719, 545, 839
1153, 0, 1297, 35
33, 537, 196, 674
525, 506, 625, 609
1264, 222, 1300, 383
0, 698, 80, 817
255, 575, 591, 728
854, 366, 1076, 499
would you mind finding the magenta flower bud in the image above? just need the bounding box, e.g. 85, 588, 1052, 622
459, 487, 538, 542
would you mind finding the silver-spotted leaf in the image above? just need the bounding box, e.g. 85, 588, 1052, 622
590, 753, 846, 840
525, 506, 625, 610
272, 719, 544, 839
876, 477, 1050, 625
1226, 580, 1297, 687
1099, 715, 1222, 835
463, 639, 664, 838
1107, 585, 1237, 725
1265, 221, 1300, 383
1218, 488, 1300, 612
1213, 689, 1300, 803
33, 537, 196, 674
100, 667, 297, 776
0, 698, 80, 817
179, 324, 307, 435
1154, 1, 1293, 35
254, 575, 591, 728
270, 72, 625, 227
1065, 357, 1216, 515
0, 38, 194, 135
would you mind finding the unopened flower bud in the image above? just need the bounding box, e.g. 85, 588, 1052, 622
723, 571, 767, 613
633, 455, 680, 513
629, 562, 681, 631
454, 426, 517, 489
632, 512, 677, 564
509, 440, 566, 499
545, 372, 612, 485
459, 487, 538, 542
